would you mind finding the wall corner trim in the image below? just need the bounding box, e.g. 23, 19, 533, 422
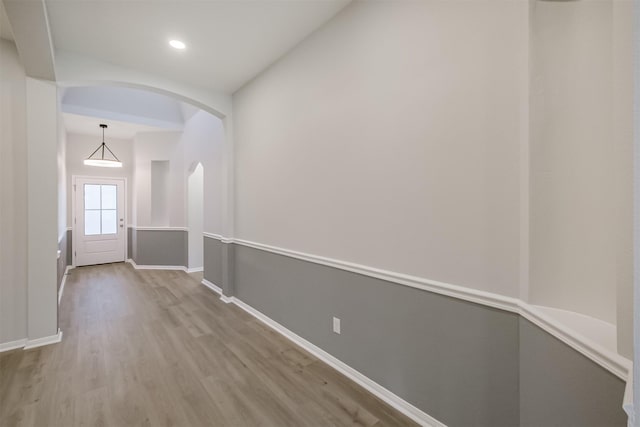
0, 338, 28, 353
203, 232, 233, 243
24, 329, 63, 350
229, 296, 445, 426
624, 369, 634, 426
187, 267, 204, 273
203, 232, 224, 240
201, 278, 222, 295
220, 294, 234, 304
126, 259, 187, 272
58, 265, 74, 305
519, 305, 631, 380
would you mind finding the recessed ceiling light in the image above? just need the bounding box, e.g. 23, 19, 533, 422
169, 40, 186, 50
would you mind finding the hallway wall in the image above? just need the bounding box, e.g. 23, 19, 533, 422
233, 0, 527, 298
528, 0, 631, 329
128, 110, 224, 268
229, 0, 631, 425
0, 39, 28, 344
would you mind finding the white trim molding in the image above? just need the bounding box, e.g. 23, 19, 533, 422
24, 329, 63, 350
228, 296, 445, 427
187, 267, 204, 274
126, 259, 187, 272
220, 294, 234, 304
234, 238, 520, 313
58, 265, 74, 305
519, 305, 631, 380
624, 368, 634, 427
201, 278, 222, 295
203, 236, 632, 380
203, 232, 224, 240
0, 338, 28, 353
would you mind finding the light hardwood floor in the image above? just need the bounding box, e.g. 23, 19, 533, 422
0, 262, 417, 426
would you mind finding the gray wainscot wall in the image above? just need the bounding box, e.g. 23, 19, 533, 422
67, 227, 185, 267
130, 227, 188, 267
56, 230, 70, 291
202, 235, 628, 427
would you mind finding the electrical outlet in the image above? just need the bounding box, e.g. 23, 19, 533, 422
332, 317, 341, 334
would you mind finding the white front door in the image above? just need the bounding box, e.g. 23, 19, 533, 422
74, 177, 126, 266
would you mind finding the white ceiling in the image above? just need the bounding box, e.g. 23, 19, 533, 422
0, 2, 14, 41
45, 0, 350, 93
63, 112, 176, 140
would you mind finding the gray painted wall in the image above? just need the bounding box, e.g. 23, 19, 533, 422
233, 244, 520, 427
66, 229, 72, 264
203, 242, 627, 427
57, 231, 69, 291
127, 226, 133, 260
133, 229, 187, 267
519, 319, 626, 427
204, 236, 223, 286
67, 228, 182, 267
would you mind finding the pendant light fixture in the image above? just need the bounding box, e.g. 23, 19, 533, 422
84, 124, 122, 168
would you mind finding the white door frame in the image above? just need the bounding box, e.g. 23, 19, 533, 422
71, 175, 128, 267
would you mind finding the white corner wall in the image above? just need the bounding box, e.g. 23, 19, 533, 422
133, 131, 184, 227
26, 77, 59, 340
0, 39, 28, 344
188, 163, 204, 269
181, 110, 226, 235
529, 0, 632, 330
233, 0, 528, 297
57, 109, 67, 242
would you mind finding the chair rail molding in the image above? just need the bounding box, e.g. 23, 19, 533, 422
202, 234, 632, 380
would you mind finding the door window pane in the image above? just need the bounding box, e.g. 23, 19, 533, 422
101, 210, 117, 234
85, 210, 101, 235
83, 183, 119, 235
84, 185, 101, 210
101, 185, 117, 210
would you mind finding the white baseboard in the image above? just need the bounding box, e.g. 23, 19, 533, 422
187, 267, 204, 273
220, 294, 234, 304
24, 329, 63, 350
623, 369, 634, 427
201, 278, 222, 295
228, 296, 445, 427
0, 338, 28, 353
126, 259, 187, 272
58, 265, 74, 305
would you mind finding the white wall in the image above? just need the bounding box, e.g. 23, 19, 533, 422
612, 0, 633, 358
133, 131, 184, 227
529, 0, 632, 326
181, 109, 225, 235
26, 77, 59, 340
188, 163, 204, 269
0, 39, 28, 344
57, 103, 67, 242
233, 0, 528, 297
66, 133, 134, 227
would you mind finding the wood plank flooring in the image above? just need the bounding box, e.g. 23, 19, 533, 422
0, 263, 417, 426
